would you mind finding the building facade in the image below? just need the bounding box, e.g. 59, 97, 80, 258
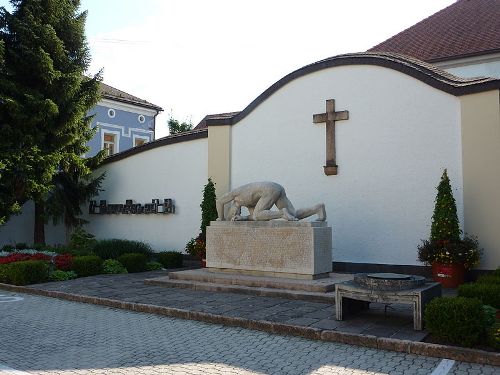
87, 83, 163, 157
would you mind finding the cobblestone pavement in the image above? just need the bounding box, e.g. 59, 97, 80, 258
0, 291, 497, 375
25, 271, 426, 341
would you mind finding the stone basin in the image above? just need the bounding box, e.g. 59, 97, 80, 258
353, 272, 426, 291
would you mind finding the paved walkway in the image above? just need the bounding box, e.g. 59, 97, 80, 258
25, 270, 426, 342
0, 290, 497, 375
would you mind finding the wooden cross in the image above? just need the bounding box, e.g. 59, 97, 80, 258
313, 99, 349, 175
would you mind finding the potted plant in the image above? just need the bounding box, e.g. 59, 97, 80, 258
417, 169, 481, 288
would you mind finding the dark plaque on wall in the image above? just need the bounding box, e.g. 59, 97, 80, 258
89, 199, 175, 215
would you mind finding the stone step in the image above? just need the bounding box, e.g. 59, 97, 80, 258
144, 276, 337, 303
167, 269, 352, 293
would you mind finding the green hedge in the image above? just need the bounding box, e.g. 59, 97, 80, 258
72, 255, 103, 277
157, 251, 183, 269
92, 239, 152, 260
476, 274, 500, 285
49, 270, 77, 281
424, 297, 487, 347
146, 261, 163, 271
117, 253, 148, 273
0, 264, 10, 283
458, 282, 500, 309
102, 259, 128, 274
6, 260, 49, 285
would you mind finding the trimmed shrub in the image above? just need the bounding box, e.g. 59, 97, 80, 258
69, 227, 97, 255
424, 296, 487, 347
200, 178, 217, 238
1, 244, 14, 252
458, 282, 500, 309
488, 323, 500, 351
0, 264, 11, 283
476, 274, 500, 285
146, 261, 163, 271
6, 260, 49, 285
72, 255, 103, 277
15, 243, 28, 250
49, 270, 77, 281
92, 239, 152, 260
157, 251, 183, 269
117, 253, 148, 273
493, 268, 500, 277
102, 259, 128, 274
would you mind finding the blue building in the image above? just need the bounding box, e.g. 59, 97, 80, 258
86, 83, 163, 157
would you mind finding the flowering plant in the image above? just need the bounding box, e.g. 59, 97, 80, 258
185, 234, 206, 259
54, 254, 73, 271
0, 252, 52, 264
417, 236, 481, 269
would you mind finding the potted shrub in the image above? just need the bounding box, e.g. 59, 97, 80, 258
418, 170, 481, 288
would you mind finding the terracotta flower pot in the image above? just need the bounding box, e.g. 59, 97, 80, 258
431, 262, 465, 288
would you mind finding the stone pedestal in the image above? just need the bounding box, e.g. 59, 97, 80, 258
206, 221, 332, 279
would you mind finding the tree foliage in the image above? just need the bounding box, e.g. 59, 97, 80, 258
0, 0, 103, 240
430, 169, 461, 242
168, 116, 192, 134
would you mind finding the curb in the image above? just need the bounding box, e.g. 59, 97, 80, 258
1, 283, 498, 366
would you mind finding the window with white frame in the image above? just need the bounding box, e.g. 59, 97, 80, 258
102, 131, 119, 156
133, 134, 149, 147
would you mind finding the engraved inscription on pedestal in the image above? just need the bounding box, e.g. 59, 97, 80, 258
206, 221, 332, 279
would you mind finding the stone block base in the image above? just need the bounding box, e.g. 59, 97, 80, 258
206, 221, 332, 279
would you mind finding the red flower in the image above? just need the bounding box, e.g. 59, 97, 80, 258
54, 254, 73, 271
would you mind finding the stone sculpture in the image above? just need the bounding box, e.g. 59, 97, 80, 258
216, 181, 326, 221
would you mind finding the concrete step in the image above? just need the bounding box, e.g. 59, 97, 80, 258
167, 269, 352, 293
144, 276, 337, 303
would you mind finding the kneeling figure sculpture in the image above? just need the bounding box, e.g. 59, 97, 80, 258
216, 181, 326, 222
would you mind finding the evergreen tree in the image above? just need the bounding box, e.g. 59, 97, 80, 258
200, 178, 217, 239
0, 0, 102, 242
45, 157, 104, 241
430, 169, 460, 242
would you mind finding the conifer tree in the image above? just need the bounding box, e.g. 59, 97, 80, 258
200, 178, 217, 239
0, 0, 102, 242
430, 169, 460, 242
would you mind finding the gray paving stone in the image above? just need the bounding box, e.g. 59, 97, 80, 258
0, 271, 492, 374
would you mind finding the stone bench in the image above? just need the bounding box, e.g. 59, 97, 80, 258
335, 280, 441, 330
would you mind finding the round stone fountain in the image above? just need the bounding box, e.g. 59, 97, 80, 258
353, 272, 426, 291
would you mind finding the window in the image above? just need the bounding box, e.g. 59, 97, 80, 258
107, 108, 116, 118
138, 115, 145, 124
103, 132, 117, 156
133, 135, 149, 147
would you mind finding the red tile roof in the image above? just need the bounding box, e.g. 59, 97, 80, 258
368, 0, 500, 62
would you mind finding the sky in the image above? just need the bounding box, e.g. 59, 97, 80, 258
2, 0, 456, 138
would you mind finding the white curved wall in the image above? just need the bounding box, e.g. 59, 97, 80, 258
231, 65, 463, 266
83, 138, 207, 251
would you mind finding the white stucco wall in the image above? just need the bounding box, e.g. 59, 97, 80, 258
83, 138, 208, 251
230, 65, 463, 266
